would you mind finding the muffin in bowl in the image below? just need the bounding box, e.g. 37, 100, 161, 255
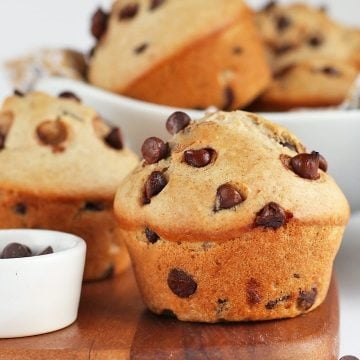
114, 110, 349, 322
0, 91, 138, 281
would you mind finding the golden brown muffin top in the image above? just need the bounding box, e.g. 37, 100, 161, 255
114, 111, 350, 242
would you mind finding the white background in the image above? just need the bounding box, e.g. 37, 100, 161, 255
0, 0, 359, 357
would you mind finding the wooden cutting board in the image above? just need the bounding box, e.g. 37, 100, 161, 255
0, 270, 339, 360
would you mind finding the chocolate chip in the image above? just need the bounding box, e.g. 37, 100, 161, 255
255, 202, 287, 229
144, 171, 167, 204
1, 243, 32, 259
274, 64, 295, 78
38, 246, 53, 256
134, 42, 148, 54
119, 3, 139, 20
88, 46, 96, 58
166, 111, 191, 135
276, 15, 291, 31
297, 287, 317, 311
223, 86, 234, 111
58, 91, 81, 102
265, 295, 291, 310
307, 35, 324, 47
145, 227, 159, 244
14, 89, 25, 97
321, 66, 341, 77
0, 133, 5, 150
339, 356, 360, 360
36, 120, 68, 146
104, 128, 123, 150
167, 268, 197, 298
263, 0, 276, 11
293, 273, 300, 279
141, 137, 169, 164
215, 184, 243, 211
318, 153, 328, 172
14, 203, 27, 215
91, 8, 109, 40
290, 152, 320, 180
246, 278, 261, 305
273, 43, 297, 55
83, 202, 105, 212
149, 0, 166, 11
161, 309, 176, 318
233, 46, 243, 55
184, 148, 215, 168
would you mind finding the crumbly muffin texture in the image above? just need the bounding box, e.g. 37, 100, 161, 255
114, 110, 349, 322
88, 0, 271, 110
0, 92, 138, 280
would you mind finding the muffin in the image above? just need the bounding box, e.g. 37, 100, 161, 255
114, 110, 349, 322
249, 58, 358, 111
87, 0, 271, 110
0, 91, 138, 281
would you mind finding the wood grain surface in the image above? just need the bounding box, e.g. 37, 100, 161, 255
0, 270, 339, 360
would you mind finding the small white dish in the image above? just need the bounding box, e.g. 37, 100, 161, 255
35, 77, 360, 212
0, 229, 86, 338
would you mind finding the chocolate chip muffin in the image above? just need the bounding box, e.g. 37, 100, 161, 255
87, 0, 271, 110
114, 110, 349, 322
249, 58, 359, 111
0, 92, 138, 281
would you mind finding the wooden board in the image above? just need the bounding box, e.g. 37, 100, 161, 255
0, 270, 339, 360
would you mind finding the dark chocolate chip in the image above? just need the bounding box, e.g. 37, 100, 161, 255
297, 287, 317, 311
166, 111, 191, 135
184, 148, 215, 168
144, 171, 167, 204
293, 273, 301, 279
307, 35, 324, 47
14, 203, 27, 215
0, 133, 5, 150
321, 66, 341, 77
83, 202, 105, 212
58, 91, 81, 102
276, 15, 291, 31
318, 153, 328, 172
145, 227, 159, 244
104, 128, 123, 150
36, 120, 68, 146
167, 268, 197, 298
274, 64, 295, 78
255, 202, 287, 229
215, 184, 243, 211
246, 278, 261, 305
161, 309, 176, 318
223, 86, 234, 111
119, 3, 139, 20
141, 137, 169, 164
149, 0, 166, 11
263, 0, 277, 11
265, 295, 291, 310
233, 46, 243, 55
274, 43, 297, 55
290, 151, 320, 180
339, 357, 360, 360
1, 243, 32, 259
14, 89, 25, 97
91, 8, 109, 40
134, 42, 148, 54
38, 246, 54, 256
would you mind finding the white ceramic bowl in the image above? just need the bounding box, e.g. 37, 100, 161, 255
35, 77, 360, 212
0, 229, 86, 338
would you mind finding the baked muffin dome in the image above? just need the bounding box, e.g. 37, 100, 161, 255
114, 110, 349, 322
88, 0, 271, 110
0, 91, 138, 280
